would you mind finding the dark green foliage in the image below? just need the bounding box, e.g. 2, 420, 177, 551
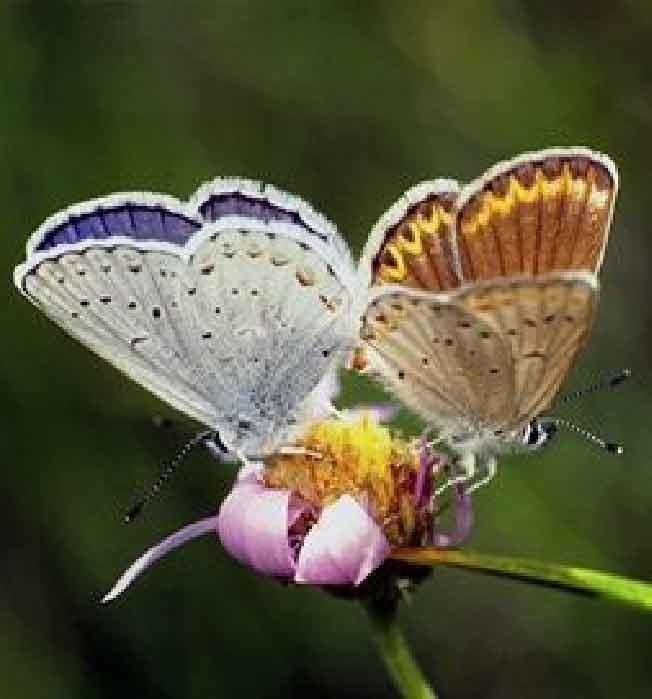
2, 2, 652, 697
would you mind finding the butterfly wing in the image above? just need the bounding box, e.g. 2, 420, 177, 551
454, 148, 618, 281
459, 272, 599, 428
358, 179, 462, 292
15, 181, 358, 454
361, 284, 515, 434
361, 272, 598, 434
357, 148, 615, 433
358, 149, 617, 294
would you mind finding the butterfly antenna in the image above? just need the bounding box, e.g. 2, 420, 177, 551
557, 368, 631, 405
123, 429, 214, 523
548, 418, 623, 455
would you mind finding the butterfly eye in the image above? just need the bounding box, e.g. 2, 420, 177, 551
522, 419, 557, 449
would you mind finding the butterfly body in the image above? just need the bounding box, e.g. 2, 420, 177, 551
358, 148, 618, 490
15, 179, 358, 458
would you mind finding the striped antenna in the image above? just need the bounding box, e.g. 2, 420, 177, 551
124, 429, 216, 523
557, 368, 631, 405
547, 418, 623, 455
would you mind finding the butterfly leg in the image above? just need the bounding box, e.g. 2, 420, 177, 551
465, 456, 498, 494
435, 452, 476, 496
277, 445, 323, 459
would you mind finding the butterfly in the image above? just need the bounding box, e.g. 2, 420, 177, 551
355, 148, 619, 492
14, 177, 359, 459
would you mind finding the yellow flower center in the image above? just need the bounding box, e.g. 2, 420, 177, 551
264, 414, 428, 546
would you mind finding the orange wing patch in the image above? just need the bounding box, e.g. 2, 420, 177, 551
372, 192, 460, 291
457, 153, 616, 282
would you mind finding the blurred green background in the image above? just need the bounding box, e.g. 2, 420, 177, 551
2, 2, 651, 697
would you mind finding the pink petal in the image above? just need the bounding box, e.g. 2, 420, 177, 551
432, 486, 474, 548
413, 446, 443, 506
217, 476, 301, 578
102, 516, 218, 603
295, 495, 390, 586
235, 460, 266, 483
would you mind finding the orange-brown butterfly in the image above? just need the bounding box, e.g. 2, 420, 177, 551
356, 148, 619, 492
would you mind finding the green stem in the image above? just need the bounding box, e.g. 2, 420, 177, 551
391, 548, 652, 612
366, 604, 437, 699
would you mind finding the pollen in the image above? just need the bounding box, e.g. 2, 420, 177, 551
265, 415, 425, 546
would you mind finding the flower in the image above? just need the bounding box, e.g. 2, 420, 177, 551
102, 414, 473, 602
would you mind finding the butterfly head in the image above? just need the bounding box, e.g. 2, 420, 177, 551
446, 419, 557, 459
519, 418, 558, 452
218, 413, 272, 456
515, 369, 631, 457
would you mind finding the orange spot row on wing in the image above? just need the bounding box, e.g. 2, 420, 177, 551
373, 199, 458, 291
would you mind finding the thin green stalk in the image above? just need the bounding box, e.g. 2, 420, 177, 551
392, 548, 652, 612
366, 604, 437, 699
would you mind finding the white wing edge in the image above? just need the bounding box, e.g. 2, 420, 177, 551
455, 146, 619, 212
23, 191, 202, 258
454, 147, 620, 276
357, 178, 461, 290
15, 215, 360, 297
190, 175, 349, 258
363, 269, 600, 308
